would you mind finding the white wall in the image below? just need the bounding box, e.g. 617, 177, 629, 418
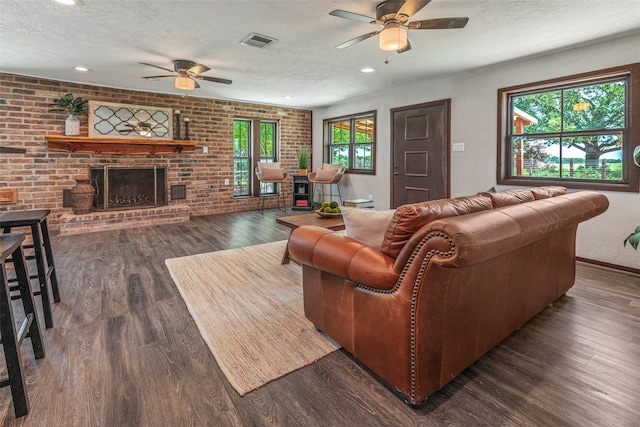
312, 32, 640, 269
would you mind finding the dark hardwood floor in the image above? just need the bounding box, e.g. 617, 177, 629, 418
1, 209, 639, 426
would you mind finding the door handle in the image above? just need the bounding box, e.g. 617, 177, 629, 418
393, 172, 399, 176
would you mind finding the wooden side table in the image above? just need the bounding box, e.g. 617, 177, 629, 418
1, 209, 61, 329
0, 233, 46, 418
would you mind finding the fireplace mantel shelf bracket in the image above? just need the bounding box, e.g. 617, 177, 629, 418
45, 135, 198, 155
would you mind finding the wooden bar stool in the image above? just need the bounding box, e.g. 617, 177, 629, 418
1, 210, 61, 329
1, 233, 46, 418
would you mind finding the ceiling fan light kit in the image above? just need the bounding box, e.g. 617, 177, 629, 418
141, 59, 232, 91
379, 24, 408, 50
175, 76, 196, 91
331, 0, 469, 53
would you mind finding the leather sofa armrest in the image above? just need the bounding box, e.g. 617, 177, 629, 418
288, 226, 399, 290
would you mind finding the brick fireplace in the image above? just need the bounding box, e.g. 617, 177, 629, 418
0, 73, 312, 235
90, 166, 167, 211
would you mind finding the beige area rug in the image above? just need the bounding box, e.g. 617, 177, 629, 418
165, 240, 338, 396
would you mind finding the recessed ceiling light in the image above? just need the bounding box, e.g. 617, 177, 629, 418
283, 95, 293, 99
74, 66, 89, 72
360, 67, 376, 73
54, 0, 77, 5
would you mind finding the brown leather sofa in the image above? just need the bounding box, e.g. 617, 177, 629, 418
287, 187, 609, 406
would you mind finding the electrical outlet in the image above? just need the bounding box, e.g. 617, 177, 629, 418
202, 146, 208, 154
368, 195, 373, 201
452, 143, 465, 152
224, 178, 229, 185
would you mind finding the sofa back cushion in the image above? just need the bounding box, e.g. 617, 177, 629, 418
479, 186, 567, 207
530, 186, 567, 199
380, 194, 493, 259
478, 189, 535, 207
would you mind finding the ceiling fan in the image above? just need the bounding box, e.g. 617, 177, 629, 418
330, 0, 469, 53
140, 59, 232, 90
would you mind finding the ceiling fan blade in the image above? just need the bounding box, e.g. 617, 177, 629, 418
139, 62, 175, 73
188, 64, 210, 75
396, 0, 432, 20
397, 39, 412, 54
335, 30, 381, 49
142, 75, 174, 79
329, 9, 376, 24
407, 17, 469, 30
193, 79, 201, 89
195, 75, 232, 85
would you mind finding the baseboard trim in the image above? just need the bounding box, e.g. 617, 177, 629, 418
576, 257, 640, 275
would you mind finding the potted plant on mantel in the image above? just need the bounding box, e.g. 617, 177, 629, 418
50, 93, 89, 136
297, 146, 310, 176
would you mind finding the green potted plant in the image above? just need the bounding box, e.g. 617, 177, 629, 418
50, 93, 89, 136
297, 146, 310, 175
624, 227, 640, 250
624, 145, 640, 251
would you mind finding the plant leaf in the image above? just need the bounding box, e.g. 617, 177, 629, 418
623, 225, 640, 250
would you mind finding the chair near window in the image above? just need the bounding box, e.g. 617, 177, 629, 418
255, 162, 288, 214
308, 163, 345, 207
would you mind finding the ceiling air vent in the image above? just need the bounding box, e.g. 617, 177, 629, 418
240, 33, 277, 48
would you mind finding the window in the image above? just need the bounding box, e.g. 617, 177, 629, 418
497, 63, 639, 192
233, 119, 279, 197
324, 111, 376, 174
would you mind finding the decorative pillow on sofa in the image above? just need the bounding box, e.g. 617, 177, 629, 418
260, 167, 285, 181
315, 168, 337, 181
341, 207, 396, 251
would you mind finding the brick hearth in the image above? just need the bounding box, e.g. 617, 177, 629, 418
58, 204, 190, 235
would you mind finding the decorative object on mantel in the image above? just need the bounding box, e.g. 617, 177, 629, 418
69, 179, 96, 215
88, 101, 173, 139
183, 118, 190, 140
50, 93, 89, 136
45, 135, 198, 155
174, 110, 181, 140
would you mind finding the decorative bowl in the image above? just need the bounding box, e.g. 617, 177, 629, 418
315, 209, 342, 218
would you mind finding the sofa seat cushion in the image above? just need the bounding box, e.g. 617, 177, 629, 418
380, 194, 493, 259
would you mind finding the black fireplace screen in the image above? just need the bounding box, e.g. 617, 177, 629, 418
90, 166, 167, 211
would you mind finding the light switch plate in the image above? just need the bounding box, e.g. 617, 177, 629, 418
452, 143, 465, 152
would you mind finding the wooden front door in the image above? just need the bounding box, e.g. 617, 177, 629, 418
391, 100, 450, 208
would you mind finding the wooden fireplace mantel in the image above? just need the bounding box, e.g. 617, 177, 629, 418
45, 135, 198, 155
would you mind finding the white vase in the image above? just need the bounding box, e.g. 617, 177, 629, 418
65, 114, 80, 136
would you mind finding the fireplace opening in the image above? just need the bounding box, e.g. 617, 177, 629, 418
90, 166, 167, 211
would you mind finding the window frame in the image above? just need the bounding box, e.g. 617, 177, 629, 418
323, 110, 376, 175
497, 63, 639, 192
233, 118, 280, 198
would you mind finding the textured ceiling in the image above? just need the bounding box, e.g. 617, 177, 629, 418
1, 0, 639, 108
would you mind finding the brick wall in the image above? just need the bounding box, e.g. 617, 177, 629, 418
0, 73, 312, 232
